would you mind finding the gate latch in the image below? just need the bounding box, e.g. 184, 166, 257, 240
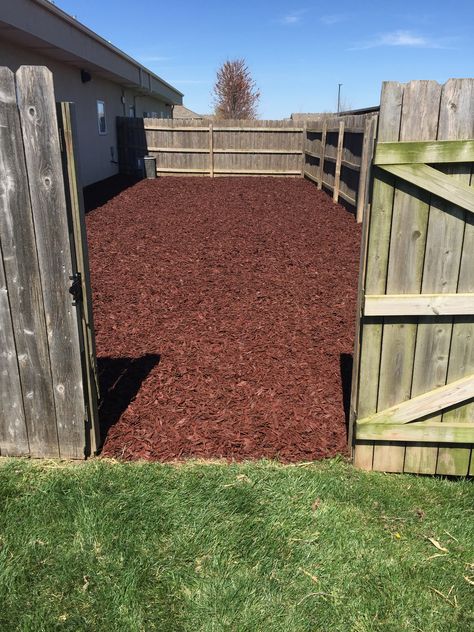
69, 273, 83, 305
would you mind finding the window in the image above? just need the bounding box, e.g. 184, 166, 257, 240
129, 105, 135, 118
97, 100, 107, 134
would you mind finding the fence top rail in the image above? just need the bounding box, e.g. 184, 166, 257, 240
307, 126, 365, 134
144, 125, 209, 131
142, 125, 304, 132
213, 126, 303, 132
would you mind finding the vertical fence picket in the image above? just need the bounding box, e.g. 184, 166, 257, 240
318, 121, 327, 190
209, 122, 214, 177
435, 79, 474, 475
374, 81, 442, 473
356, 115, 377, 223
353, 83, 403, 470
333, 121, 345, 202
0, 67, 59, 457
16, 66, 86, 459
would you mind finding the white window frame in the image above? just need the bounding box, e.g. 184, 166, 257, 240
97, 100, 107, 135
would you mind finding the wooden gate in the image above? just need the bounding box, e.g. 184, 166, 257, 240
351, 79, 474, 475
0, 66, 99, 458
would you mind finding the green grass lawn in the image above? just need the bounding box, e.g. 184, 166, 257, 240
0, 458, 472, 631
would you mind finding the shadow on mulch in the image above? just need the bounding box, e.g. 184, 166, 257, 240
340, 353, 353, 435
83, 175, 142, 213
97, 354, 161, 444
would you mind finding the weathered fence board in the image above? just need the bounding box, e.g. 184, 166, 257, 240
0, 67, 59, 457
0, 66, 98, 459
0, 253, 28, 455
16, 66, 86, 459
352, 79, 474, 475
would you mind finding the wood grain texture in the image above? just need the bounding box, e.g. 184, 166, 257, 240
376, 81, 442, 473
0, 67, 59, 457
16, 66, 86, 459
436, 78, 474, 475
364, 293, 474, 316
0, 250, 28, 455
375, 139, 474, 164
381, 164, 474, 214
358, 374, 474, 425
357, 421, 474, 443
355, 82, 403, 470
407, 80, 471, 474
356, 115, 377, 223
355, 79, 474, 476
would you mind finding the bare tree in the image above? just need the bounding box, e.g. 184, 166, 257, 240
213, 59, 260, 119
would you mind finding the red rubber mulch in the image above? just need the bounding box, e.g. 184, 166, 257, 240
86, 177, 361, 461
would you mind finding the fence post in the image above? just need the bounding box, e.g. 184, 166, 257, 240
209, 122, 214, 177
58, 101, 100, 456
356, 114, 377, 223
318, 121, 327, 189
301, 121, 307, 177
333, 120, 345, 202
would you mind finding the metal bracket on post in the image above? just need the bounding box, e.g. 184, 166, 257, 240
69, 272, 83, 305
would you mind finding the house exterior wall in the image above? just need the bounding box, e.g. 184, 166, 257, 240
1, 0, 182, 106
1, 39, 171, 185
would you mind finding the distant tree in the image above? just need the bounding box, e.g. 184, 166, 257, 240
213, 59, 260, 119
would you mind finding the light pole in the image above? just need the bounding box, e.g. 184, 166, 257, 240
337, 83, 343, 114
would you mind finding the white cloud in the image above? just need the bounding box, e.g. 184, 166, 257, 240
320, 14, 348, 26
380, 31, 430, 46
278, 10, 307, 25
350, 30, 448, 50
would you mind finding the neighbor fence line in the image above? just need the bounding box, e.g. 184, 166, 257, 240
117, 114, 378, 222
302, 113, 378, 222
117, 118, 304, 178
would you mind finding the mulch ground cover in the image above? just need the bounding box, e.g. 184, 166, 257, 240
86, 177, 361, 461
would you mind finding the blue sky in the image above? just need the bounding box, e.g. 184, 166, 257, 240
56, 0, 474, 118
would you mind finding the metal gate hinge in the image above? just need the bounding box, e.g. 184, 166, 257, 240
69, 272, 83, 305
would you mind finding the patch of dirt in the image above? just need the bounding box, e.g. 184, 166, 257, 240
86, 177, 361, 461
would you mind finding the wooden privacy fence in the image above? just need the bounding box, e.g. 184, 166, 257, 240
351, 79, 474, 476
117, 118, 304, 178
302, 113, 378, 222
0, 66, 98, 458
117, 116, 377, 222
